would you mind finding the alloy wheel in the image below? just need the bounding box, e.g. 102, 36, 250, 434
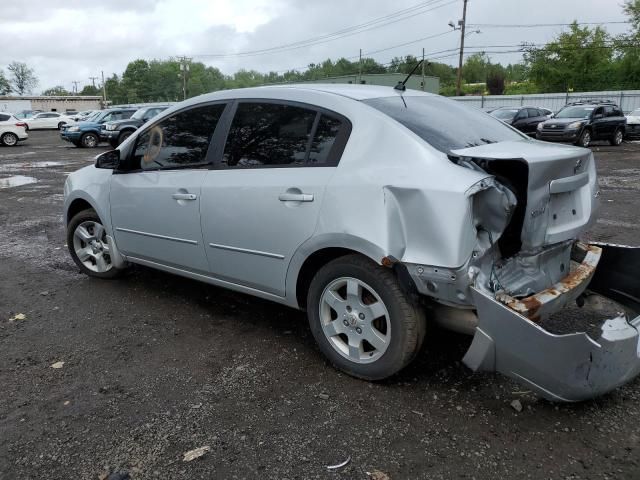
72, 220, 112, 273
319, 277, 391, 364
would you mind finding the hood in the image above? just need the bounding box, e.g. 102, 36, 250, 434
451, 140, 597, 254
105, 118, 141, 128
626, 115, 640, 125
541, 117, 586, 128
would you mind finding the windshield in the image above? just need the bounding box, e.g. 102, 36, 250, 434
363, 96, 525, 153
85, 111, 101, 122
491, 109, 519, 120
555, 106, 595, 119
131, 109, 148, 120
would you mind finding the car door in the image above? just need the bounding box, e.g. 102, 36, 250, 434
110, 102, 228, 273
200, 100, 351, 296
512, 109, 528, 132
591, 107, 606, 139
28, 113, 47, 129
525, 108, 544, 134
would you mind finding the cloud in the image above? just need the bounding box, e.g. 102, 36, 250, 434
0, 0, 630, 93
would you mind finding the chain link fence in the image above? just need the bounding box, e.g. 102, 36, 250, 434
452, 90, 640, 113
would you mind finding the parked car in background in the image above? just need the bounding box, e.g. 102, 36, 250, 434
61, 108, 137, 147
102, 105, 171, 148
13, 110, 42, 120
70, 110, 96, 122
25, 111, 76, 131
0, 113, 28, 146
537, 100, 627, 147
490, 106, 550, 135
625, 107, 640, 140
63, 84, 640, 402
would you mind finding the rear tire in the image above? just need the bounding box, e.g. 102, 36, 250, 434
80, 132, 99, 148
1, 132, 19, 146
67, 208, 126, 279
307, 254, 425, 380
610, 128, 624, 146
57, 122, 66, 130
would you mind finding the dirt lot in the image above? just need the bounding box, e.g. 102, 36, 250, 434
1, 130, 639, 480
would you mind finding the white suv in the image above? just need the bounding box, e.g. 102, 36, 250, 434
0, 113, 28, 146
63, 84, 640, 402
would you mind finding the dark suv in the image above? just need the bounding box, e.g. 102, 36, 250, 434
536, 100, 626, 147
102, 105, 170, 148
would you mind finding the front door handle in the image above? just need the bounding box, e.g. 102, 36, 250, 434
172, 193, 197, 201
278, 192, 314, 202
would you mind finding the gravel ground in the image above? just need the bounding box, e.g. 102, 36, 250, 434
1, 130, 640, 480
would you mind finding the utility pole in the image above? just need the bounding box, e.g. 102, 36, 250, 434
71, 81, 80, 95
358, 49, 362, 84
456, 0, 468, 96
88, 76, 99, 88
421, 47, 426, 91
177, 56, 192, 100
101, 71, 107, 104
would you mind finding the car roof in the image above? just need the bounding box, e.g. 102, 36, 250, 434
191, 83, 437, 103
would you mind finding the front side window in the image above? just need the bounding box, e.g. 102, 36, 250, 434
131, 103, 225, 171
223, 102, 315, 167
0, 114, 10, 122
364, 96, 525, 154
526, 108, 540, 118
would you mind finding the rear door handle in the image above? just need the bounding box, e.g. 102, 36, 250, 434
278, 192, 314, 202
172, 193, 197, 201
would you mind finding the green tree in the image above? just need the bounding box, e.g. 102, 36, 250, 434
7, 61, 38, 95
0, 70, 11, 95
486, 66, 506, 95
462, 52, 491, 84
525, 23, 614, 92
80, 85, 100, 95
42, 85, 70, 96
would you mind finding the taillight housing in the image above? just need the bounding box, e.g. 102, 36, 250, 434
15, 122, 27, 127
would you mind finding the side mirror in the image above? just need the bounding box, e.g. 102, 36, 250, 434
95, 150, 120, 169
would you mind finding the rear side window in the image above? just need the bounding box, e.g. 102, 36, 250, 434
364, 96, 525, 154
131, 103, 225, 171
0, 114, 10, 122
308, 114, 343, 165
222, 103, 315, 167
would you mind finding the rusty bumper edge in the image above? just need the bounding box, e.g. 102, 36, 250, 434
495, 243, 601, 322
464, 243, 640, 402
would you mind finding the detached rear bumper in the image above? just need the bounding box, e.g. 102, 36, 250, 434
464, 243, 640, 402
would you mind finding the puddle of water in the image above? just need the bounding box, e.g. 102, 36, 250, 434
0, 161, 65, 172
0, 175, 38, 188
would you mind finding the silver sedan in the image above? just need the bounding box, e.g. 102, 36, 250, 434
64, 84, 640, 401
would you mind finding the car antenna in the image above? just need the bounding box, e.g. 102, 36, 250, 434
394, 59, 425, 92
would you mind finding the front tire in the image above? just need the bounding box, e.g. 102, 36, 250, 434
117, 130, 133, 146
80, 132, 99, 148
575, 129, 592, 148
307, 254, 425, 380
67, 209, 125, 279
610, 128, 624, 146
1, 132, 19, 146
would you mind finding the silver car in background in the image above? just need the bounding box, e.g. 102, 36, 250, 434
63, 84, 640, 402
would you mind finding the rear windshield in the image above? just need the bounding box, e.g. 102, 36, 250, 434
363, 96, 525, 153
491, 109, 519, 120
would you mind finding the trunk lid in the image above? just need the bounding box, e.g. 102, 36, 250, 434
451, 140, 598, 253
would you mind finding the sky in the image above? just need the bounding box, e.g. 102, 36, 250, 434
0, 0, 631, 94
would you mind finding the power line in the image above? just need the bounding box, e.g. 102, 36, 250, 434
468, 21, 630, 28
188, 0, 458, 58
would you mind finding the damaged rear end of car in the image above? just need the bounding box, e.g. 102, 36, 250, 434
366, 94, 640, 401
447, 141, 640, 402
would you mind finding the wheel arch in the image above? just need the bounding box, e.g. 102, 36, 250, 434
65, 197, 95, 225
286, 234, 387, 310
